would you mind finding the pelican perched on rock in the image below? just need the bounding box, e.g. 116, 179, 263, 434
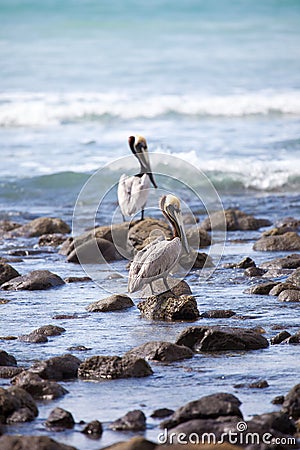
128, 194, 189, 294
118, 135, 157, 221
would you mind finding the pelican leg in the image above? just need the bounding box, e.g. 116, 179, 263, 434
149, 281, 155, 295
163, 276, 171, 292
141, 208, 145, 221
121, 213, 126, 223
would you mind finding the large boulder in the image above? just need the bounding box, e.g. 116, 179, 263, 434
1, 270, 65, 291
67, 237, 122, 263
138, 292, 199, 321
28, 354, 81, 380
109, 410, 146, 431
124, 341, 193, 362
78, 355, 153, 380
0, 263, 20, 286
175, 326, 269, 351
201, 209, 271, 231
128, 218, 172, 251
6, 217, 70, 238
87, 294, 134, 312
253, 232, 300, 252
11, 371, 68, 400
45, 407, 75, 431
0, 436, 77, 450
0, 386, 38, 424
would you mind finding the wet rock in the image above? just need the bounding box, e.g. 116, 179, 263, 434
236, 256, 256, 269
200, 309, 236, 319
246, 411, 296, 437
151, 408, 174, 418
87, 294, 134, 312
59, 236, 73, 255
34, 325, 66, 336
29, 354, 81, 380
110, 410, 146, 431
7, 217, 70, 238
161, 392, 242, 429
282, 333, 300, 344
249, 379, 269, 388
11, 371, 68, 400
201, 208, 271, 231
38, 233, 67, 247
253, 231, 300, 251
244, 266, 266, 277
0, 366, 24, 378
0, 435, 77, 450
0, 349, 17, 367
19, 333, 48, 343
287, 267, 300, 287
0, 386, 38, 424
179, 251, 214, 270
0, 220, 21, 236
78, 354, 153, 380
138, 292, 199, 321
81, 419, 103, 437
271, 330, 292, 345
1, 270, 65, 291
45, 407, 75, 430
128, 218, 172, 251
124, 341, 193, 362
261, 254, 300, 270
272, 395, 285, 405
185, 226, 211, 248
282, 384, 300, 420
67, 345, 91, 352
64, 276, 92, 283
276, 216, 300, 230
67, 237, 122, 263
278, 289, 300, 302
102, 437, 156, 450
0, 263, 20, 286
53, 314, 79, 319
175, 326, 269, 351
245, 281, 278, 295
263, 226, 295, 236
269, 282, 300, 296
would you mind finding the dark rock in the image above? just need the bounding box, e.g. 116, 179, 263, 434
128, 218, 172, 251
185, 226, 211, 248
283, 334, 300, 344
45, 407, 75, 430
151, 408, 174, 418
59, 237, 73, 256
81, 420, 103, 437
179, 251, 214, 270
0, 349, 17, 367
249, 379, 269, 388
200, 309, 236, 319
244, 266, 266, 277
271, 331, 292, 345
272, 395, 285, 405
110, 410, 146, 431
11, 371, 68, 400
124, 341, 193, 362
0, 263, 20, 286
175, 326, 269, 352
269, 282, 300, 296
236, 257, 256, 269
1, 270, 65, 291
64, 276, 92, 283
32, 325, 66, 336
78, 355, 153, 380
38, 233, 67, 247
253, 231, 300, 251
0, 220, 21, 235
19, 333, 48, 343
278, 290, 300, 302
276, 217, 300, 230
101, 437, 156, 450
287, 267, 300, 287
245, 281, 278, 295
138, 292, 199, 321
7, 217, 70, 238
263, 226, 295, 236
67, 345, 91, 352
0, 435, 77, 450
29, 354, 81, 380
201, 208, 271, 231
282, 384, 300, 419
0, 366, 24, 378
87, 294, 134, 312
67, 237, 122, 263
53, 314, 79, 319
246, 411, 296, 437
0, 386, 38, 424
161, 392, 242, 429
261, 254, 300, 270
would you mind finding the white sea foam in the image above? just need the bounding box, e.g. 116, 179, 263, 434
1, 90, 300, 126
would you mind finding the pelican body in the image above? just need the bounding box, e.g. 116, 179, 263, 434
118, 135, 157, 221
128, 194, 189, 294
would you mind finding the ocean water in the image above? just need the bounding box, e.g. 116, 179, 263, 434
1, 1, 300, 448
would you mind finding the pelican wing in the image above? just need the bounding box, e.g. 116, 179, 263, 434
128, 237, 181, 292
118, 174, 150, 217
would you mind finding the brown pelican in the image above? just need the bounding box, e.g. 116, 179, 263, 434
118, 135, 157, 221
128, 194, 189, 294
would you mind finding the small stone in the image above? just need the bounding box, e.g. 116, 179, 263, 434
249, 380, 269, 389
244, 267, 266, 277
19, 333, 48, 343
87, 294, 134, 312
1, 270, 65, 291
67, 345, 91, 352
0, 350, 17, 367
0, 366, 24, 378
200, 309, 236, 319
64, 276, 92, 283
270, 331, 291, 345
38, 233, 66, 247
124, 341, 193, 362
272, 395, 285, 405
245, 281, 278, 295
151, 408, 174, 418
45, 407, 75, 430
81, 420, 103, 438
109, 410, 146, 431
0, 263, 20, 286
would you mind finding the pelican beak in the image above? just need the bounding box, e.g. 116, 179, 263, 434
169, 207, 189, 254
136, 144, 157, 188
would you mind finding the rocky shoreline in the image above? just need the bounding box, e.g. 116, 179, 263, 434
0, 210, 300, 449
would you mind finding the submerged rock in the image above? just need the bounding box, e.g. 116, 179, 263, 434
253, 231, 300, 251
201, 208, 271, 231
45, 407, 75, 431
78, 355, 153, 380
1, 270, 65, 291
138, 291, 199, 321
28, 354, 81, 380
124, 341, 193, 362
109, 410, 146, 431
0, 435, 77, 450
175, 326, 269, 351
11, 371, 68, 400
87, 294, 134, 312
200, 309, 236, 319
151, 408, 174, 418
6, 217, 70, 238
0, 386, 38, 424
0, 263, 20, 286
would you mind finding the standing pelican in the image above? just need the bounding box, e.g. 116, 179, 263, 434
118, 135, 157, 221
128, 194, 189, 294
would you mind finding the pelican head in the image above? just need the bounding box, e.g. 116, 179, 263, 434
160, 194, 189, 253
128, 135, 157, 188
